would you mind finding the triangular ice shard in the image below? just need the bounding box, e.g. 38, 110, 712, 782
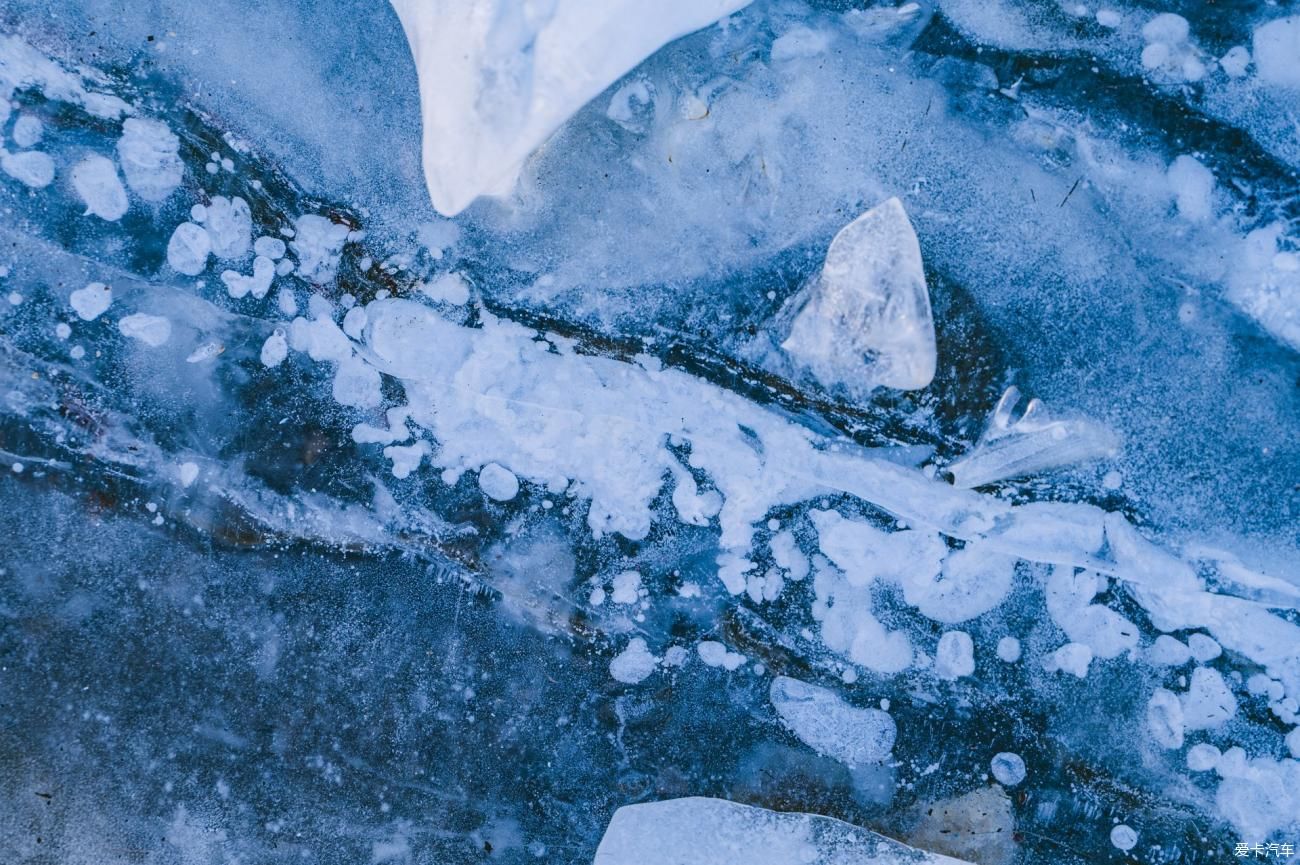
945, 386, 1119, 488
390, 0, 753, 216
593, 797, 971, 865
782, 197, 937, 394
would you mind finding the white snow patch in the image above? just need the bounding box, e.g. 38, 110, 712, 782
221, 256, 275, 299
116, 118, 183, 202
205, 197, 252, 260
1181, 666, 1237, 730
118, 313, 172, 347
610, 637, 658, 684
697, 641, 746, 670
1, 149, 55, 188
70, 155, 128, 220
1043, 642, 1092, 677
769, 676, 896, 768
292, 215, 351, 284
167, 223, 212, 276
935, 631, 975, 680
12, 114, 42, 148
989, 752, 1026, 786
69, 282, 112, 321
478, 462, 520, 501
1252, 17, 1300, 88
260, 329, 288, 368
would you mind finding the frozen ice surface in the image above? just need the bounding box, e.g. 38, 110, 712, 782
1, 2, 1299, 863
594, 797, 968, 865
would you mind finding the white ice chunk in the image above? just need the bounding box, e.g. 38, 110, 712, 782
116, 118, 182, 202
253, 236, 286, 260
902, 543, 1016, 624
1146, 634, 1191, 667
1045, 567, 1138, 660
205, 196, 252, 260
1167, 155, 1214, 223
1252, 16, 1300, 88
69, 282, 112, 321
1187, 633, 1222, 662
593, 797, 969, 865
1044, 642, 1093, 677
332, 355, 383, 409
1, 149, 55, 188
1187, 743, 1221, 772
205, 195, 250, 260
1109, 825, 1138, 853
389, 0, 753, 215
118, 313, 172, 347
419, 272, 470, 306
384, 440, 430, 480
697, 641, 746, 670
1228, 223, 1300, 351
221, 256, 275, 299
260, 329, 288, 368
70, 154, 128, 221
946, 386, 1118, 488
610, 637, 658, 684
12, 114, 42, 148
935, 631, 975, 680
167, 223, 212, 276
1219, 45, 1251, 77
781, 198, 936, 394
478, 462, 520, 502
1181, 666, 1237, 730
769, 676, 896, 768
989, 752, 1026, 786
292, 215, 351, 284
1146, 687, 1185, 749
996, 636, 1021, 663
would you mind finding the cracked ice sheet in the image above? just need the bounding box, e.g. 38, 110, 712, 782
347, 297, 1300, 698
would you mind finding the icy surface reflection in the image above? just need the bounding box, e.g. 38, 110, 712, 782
1, 2, 1298, 863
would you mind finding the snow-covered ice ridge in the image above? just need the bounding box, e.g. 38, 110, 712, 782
0, 5, 1298, 864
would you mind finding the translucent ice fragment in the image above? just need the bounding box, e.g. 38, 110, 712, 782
781, 197, 936, 394
389, 0, 752, 216
946, 386, 1118, 488
593, 797, 969, 864
769, 676, 896, 768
